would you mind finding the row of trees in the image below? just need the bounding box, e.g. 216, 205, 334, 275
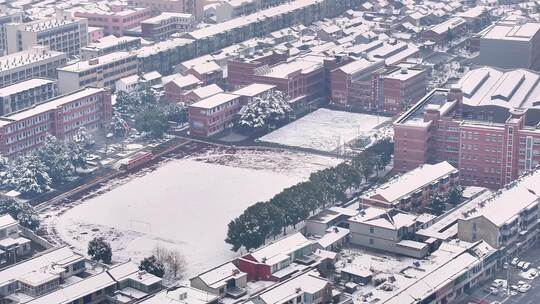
113, 88, 187, 139
225, 139, 394, 252
1, 129, 92, 196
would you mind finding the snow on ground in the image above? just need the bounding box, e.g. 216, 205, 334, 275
259, 108, 391, 152
44, 150, 340, 279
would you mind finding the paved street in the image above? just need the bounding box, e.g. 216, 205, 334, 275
466, 243, 540, 304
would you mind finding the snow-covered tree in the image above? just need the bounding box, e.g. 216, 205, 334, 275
237, 90, 291, 129
67, 141, 89, 172
88, 237, 112, 264
111, 113, 129, 138
37, 135, 72, 184
0, 155, 8, 171
73, 127, 92, 147
114, 91, 140, 114
139, 255, 165, 278
4, 155, 51, 196
17, 207, 40, 230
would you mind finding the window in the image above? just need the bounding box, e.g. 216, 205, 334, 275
369, 238, 374, 245
369, 227, 374, 233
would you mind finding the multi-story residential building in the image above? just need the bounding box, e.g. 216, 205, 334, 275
393, 66, 540, 188
232, 83, 276, 106
71, 5, 152, 36
127, 0, 204, 20
305, 206, 358, 236
348, 207, 429, 258
249, 57, 326, 105
458, 168, 540, 255
206, 0, 258, 23
376, 240, 497, 304
57, 51, 139, 93
0, 214, 31, 266
80, 35, 141, 60
227, 50, 289, 89
140, 12, 195, 41
0, 78, 57, 115
477, 17, 540, 69
5, 12, 88, 57
182, 83, 223, 104
329, 58, 386, 110
0, 87, 112, 157
330, 59, 426, 114
0, 9, 23, 56
188, 93, 241, 137
0, 46, 67, 88
135, 0, 359, 75
184, 61, 224, 86
190, 262, 248, 299
182, 0, 362, 57
251, 270, 332, 304
381, 67, 427, 115
87, 26, 104, 42
422, 17, 467, 43
361, 161, 459, 211
237, 232, 313, 281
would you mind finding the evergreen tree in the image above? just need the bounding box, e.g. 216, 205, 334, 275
134, 107, 169, 138
5, 154, 52, 195
139, 255, 165, 277
37, 135, 72, 184
428, 194, 446, 216
87, 237, 112, 264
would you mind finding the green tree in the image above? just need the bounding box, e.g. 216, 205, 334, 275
0, 196, 40, 230
139, 255, 165, 277
134, 108, 169, 138
4, 154, 52, 196
428, 194, 446, 216
87, 237, 112, 264
447, 185, 463, 205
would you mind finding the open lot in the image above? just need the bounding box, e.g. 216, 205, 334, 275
259, 108, 391, 153
43, 149, 340, 278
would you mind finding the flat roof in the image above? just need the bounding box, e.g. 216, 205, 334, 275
362, 161, 457, 204
0, 78, 55, 97
190, 92, 238, 109
481, 21, 540, 42
0, 47, 65, 72
232, 83, 276, 97
58, 51, 136, 73
247, 232, 311, 264
4, 87, 106, 123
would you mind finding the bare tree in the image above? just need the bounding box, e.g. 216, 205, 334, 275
152, 245, 187, 282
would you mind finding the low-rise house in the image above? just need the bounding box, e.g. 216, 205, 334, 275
348, 207, 429, 258
237, 232, 314, 281
251, 270, 332, 304
137, 285, 219, 304
305, 207, 358, 236
163, 74, 203, 102
190, 262, 247, 299
232, 83, 277, 106
313, 227, 350, 252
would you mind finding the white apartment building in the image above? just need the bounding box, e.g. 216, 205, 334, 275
5, 12, 88, 57
0, 78, 57, 115
57, 51, 139, 93
0, 46, 67, 88
0, 9, 23, 56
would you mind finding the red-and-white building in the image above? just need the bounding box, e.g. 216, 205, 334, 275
237, 232, 313, 281
0, 87, 112, 157
394, 66, 540, 188
188, 92, 241, 137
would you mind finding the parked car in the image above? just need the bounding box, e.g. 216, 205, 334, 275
518, 280, 527, 286
530, 269, 538, 278
522, 262, 532, 271
511, 258, 519, 266
491, 279, 507, 289
511, 284, 520, 290
518, 261, 526, 269
519, 283, 531, 293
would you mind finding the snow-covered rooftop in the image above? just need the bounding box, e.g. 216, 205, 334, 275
0, 78, 55, 97
362, 161, 457, 205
